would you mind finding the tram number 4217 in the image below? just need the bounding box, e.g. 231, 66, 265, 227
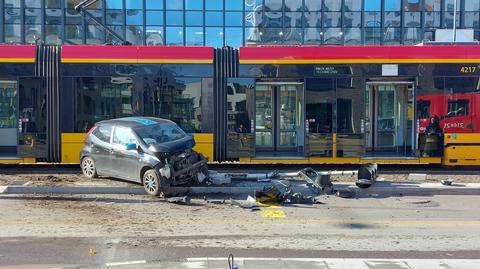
460, 66, 477, 74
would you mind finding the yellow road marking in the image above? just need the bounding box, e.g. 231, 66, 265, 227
261, 210, 286, 218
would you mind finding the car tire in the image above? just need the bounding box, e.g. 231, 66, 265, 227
143, 169, 169, 196
81, 156, 98, 178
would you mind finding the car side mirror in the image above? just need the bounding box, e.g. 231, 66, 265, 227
125, 143, 137, 151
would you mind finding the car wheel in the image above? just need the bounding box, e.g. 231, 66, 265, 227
143, 169, 169, 196
81, 156, 98, 178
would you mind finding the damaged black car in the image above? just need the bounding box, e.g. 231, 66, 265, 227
80, 117, 208, 196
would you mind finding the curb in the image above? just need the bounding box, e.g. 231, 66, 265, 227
2, 182, 480, 196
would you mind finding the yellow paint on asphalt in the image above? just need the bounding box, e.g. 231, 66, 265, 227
261, 210, 286, 218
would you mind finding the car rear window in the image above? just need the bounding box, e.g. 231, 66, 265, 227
92, 125, 112, 143
134, 123, 187, 145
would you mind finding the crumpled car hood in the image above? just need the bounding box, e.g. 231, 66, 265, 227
147, 135, 196, 153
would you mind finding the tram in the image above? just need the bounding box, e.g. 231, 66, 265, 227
0, 44, 479, 166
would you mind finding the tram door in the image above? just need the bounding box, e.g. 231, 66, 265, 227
365, 83, 414, 156
0, 81, 18, 156
255, 83, 304, 155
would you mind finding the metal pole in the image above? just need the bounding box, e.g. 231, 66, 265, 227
453, 0, 457, 42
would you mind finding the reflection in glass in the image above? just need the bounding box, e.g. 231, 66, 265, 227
265, 12, 283, 28
227, 79, 254, 157
4, 24, 21, 43
5, 0, 20, 8
259, 28, 283, 44
443, 0, 460, 12
324, 0, 341, 11
25, 25, 42, 44
66, 9, 82, 25
146, 11, 163, 25
226, 0, 243, 10
424, 12, 441, 27
304, 12, 321, 27
364, 27, 381, 45
206, 11, 223, 26
365, 0, 381, 11
106, 0, 123, 9
284, 0, 303, 11
344, 12, 362, 27
86, 25, 105, 44
106, 25, 124, 44
265, 0, 283, 11
146, 0, 163, 9
324, 28, 342, 44
255, 85, 273, 147
225, 27, 243, 47
323, 12, 341, 27
146, 26, 164, 45
126, 10, 143, 25
404, 12, 421, 27
46, 8, 63, 24
284, 12, 302, 27
186, 0, 203, 10
126, 0, 143, 9
384, 12, 401, 27
166, 26, 183, 45
25, 8, 42, 24
465, 1, 480, 11
65, 24, 82, 44
225, 11, 244, 27
424, 0, 441, 11
186, 27, 204, 46
385, 0, 401, 11
464, 12, 480, 28
126, 26, 143, 44
443, 12, 460, 28
404, 0, 420, 11
384, 27, 402, 44
345, 0, 362, 11
166, 11, 183, 26
46, 0, 61, 8
206, 0, 223, 10
166, 1, 183, 10
186, 11, 203, 26
304, 28, 322, 44
206, 27, 224, 47
344, 28, 362, 45
106, 10, 123, 25
45, 24, 63, 45
283, 28, 303, 45
4, 8, 21, 23
403, 27, 422, 44
305, 0, 322, 11
364, 12, 381, 27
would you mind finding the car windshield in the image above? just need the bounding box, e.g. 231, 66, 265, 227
133, 123, 187, 145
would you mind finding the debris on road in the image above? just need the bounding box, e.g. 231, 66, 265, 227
441, 179, 453, 186
335, 189, 356, 198
166, 196, 191, 205
207, 171, 231, 185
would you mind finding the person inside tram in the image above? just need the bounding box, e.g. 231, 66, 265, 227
236, 123, 248, 133
423, 115, 443, 157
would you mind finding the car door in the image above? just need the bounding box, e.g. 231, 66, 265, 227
110, 126, 141, 182
90, 124, 114, 175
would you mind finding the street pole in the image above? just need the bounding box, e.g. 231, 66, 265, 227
453, 0, 457, 42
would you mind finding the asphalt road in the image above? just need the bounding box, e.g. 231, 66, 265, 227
0, 192, 479, 268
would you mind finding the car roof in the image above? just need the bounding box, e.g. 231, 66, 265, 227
96, 117, 174, 128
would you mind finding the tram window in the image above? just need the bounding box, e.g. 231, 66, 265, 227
417, 100, 430, 119
444, 77, 479, 93
446, 100, 469, 118
93, 125, 112, 143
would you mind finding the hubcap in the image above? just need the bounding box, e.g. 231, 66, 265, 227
144, 174, 157, 193
82, 158, 95, 177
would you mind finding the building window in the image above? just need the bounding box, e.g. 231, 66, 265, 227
304, 0, 322, 11
344, 12, 362, 27
324, 28, 343, 44
4, 0, 20, 8
66, 24, 83, 44
424, 12, 441, 27
324, 0, 341, 11
365, 0, 381, 11
384, 11, 401, 27
403, 27, 422, 44
166, 1, 183, 10
385, 0, 401, 11
344, 0, 362, 11
126, 25, 143, 45
206, 0, 223, 10
4, 8, 21, 24
25, 25, 42, 44
265, 0, 283, 11
226, 11, 244, 27
186, 11, 203, 26
166, 11, 183, 26
126, 10, 144, 25
283, 28, 303, 45
384, 27, 402, 44
225, 27, 243, 47
205, 11, 223, 26
146, 10, 164, 25
404, 0, 420, 11
45, 24, 63, 45
126, 0, 143, 9
146, 0, 163, 10
106, 0, 123, 9
364, 12, 381, 27
404, 12, 421, 27
226, 0, 243, 11
87, 25, 105, 44
424, 0, 441, 11
323, 12, 342, 27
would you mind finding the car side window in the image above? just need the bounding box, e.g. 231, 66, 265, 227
92, 125, 112, 143
112, 126, 137, 146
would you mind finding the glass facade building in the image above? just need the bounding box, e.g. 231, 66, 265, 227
0, 0, 479, 47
